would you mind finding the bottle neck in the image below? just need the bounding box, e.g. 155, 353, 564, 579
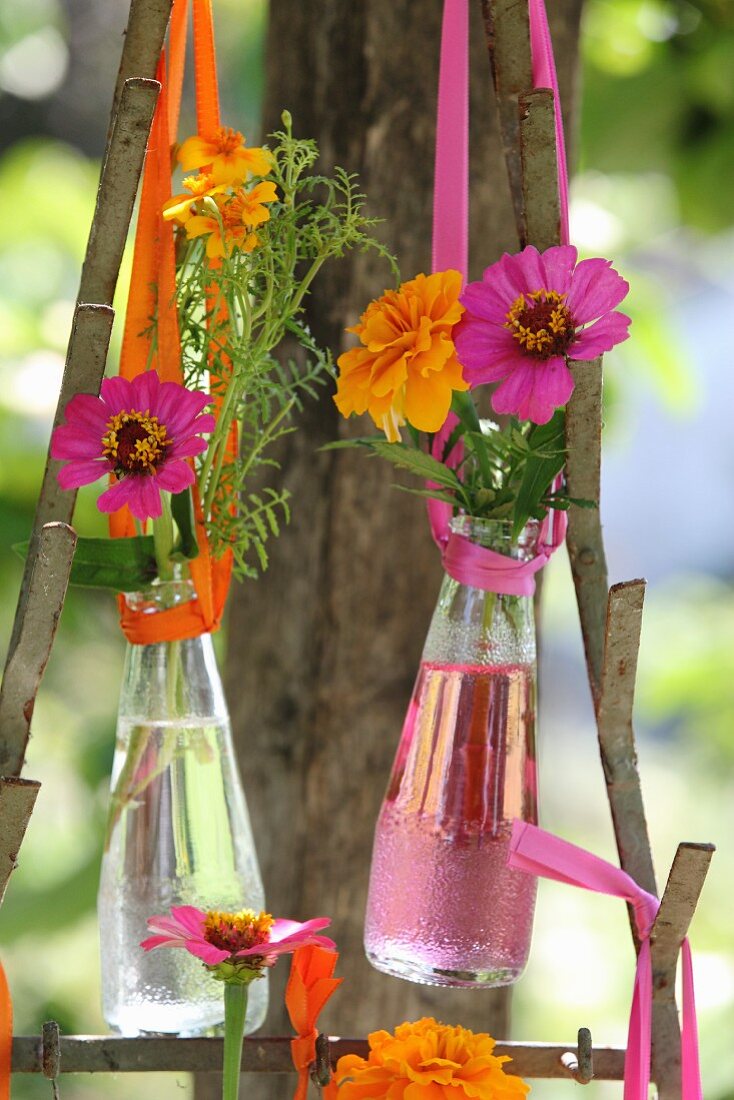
118, 578, 226, 722
124, 574, 197, 615
424, 518, 537, 670
449, 515, 540, 560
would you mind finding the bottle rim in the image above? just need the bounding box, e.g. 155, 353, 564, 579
449, 514, 541, 559
124, 575, 196, 613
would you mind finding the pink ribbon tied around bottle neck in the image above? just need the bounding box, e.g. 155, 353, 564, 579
436, 505, 567, 596
427, 0, 569, 595
508, 820, 703, 1100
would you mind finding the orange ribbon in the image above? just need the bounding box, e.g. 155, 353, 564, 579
111, 0, 234, 644
0, 962, 11, 1099
285, 946, 342, 1100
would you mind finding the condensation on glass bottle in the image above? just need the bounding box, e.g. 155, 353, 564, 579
364, 517, 539, 988
98, 577, 267, 1035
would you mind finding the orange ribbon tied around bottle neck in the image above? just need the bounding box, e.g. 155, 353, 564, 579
111, 0, 235, 645
286, 946, 342, 1100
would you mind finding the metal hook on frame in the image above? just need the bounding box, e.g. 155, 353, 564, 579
41, 1020, 61, 1099
310, 1032, 333, 1088
560, 1027, 594, 1085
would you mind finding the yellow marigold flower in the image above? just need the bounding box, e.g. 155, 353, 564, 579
333, 1017, 530, 1100
334, 270, 468, 442
185, 192, 264, 259
162, 172, 226, 224
229, 180, 279, 228
178, 126, 273, 185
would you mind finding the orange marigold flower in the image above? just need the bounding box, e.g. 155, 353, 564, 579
334, 270, 468, 442
185, 191, 266, 260
178, 126, 273, 184
332, 1017, 530, 1100
229, 180, 279, 227
162, 172, 227, 224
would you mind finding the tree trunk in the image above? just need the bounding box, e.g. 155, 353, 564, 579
198, 2, 583, 1097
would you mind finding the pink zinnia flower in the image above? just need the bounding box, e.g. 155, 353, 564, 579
141, 906, 335, 969
51, 371, 215, 521
454, 244, 630, 424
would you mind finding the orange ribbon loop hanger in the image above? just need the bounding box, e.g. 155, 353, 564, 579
112, 0, 234, 645
0, 961, 12, 1100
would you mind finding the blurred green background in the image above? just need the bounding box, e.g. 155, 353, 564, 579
0, 0, 732, 1097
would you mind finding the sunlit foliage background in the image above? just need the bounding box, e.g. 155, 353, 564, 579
0, 1, 732, 1097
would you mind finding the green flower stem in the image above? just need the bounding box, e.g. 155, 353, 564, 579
482, 590, 497, 639
153, 495, 175, 581
287, 254, 329, 316
103, 724, 149, 850
222, 982, 249, 1100
199, 366, 242, 518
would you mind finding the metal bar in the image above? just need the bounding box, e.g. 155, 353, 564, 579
0, 778, 40, 905
79, 76, 160, 305
10, 1035, 627, 1079
518, 88, 560, 250
651, 843, 715, 1100
0, 523, 78, 776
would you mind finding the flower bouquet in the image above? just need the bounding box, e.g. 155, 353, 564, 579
40, 0, 393, 1037
330, 245, 629, 986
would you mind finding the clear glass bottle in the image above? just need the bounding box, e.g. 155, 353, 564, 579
98, 578, 267, 1036
364, 517, 539, 988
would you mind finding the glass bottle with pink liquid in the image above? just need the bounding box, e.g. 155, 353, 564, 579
364, 516, 539, 988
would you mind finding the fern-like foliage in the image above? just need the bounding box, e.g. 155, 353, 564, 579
171, 112, 397, 579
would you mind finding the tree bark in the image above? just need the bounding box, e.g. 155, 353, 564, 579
197, 3, 584, 1097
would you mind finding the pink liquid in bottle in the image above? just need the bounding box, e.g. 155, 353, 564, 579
364, 661, 538, 987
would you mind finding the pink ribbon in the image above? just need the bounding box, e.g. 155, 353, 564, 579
508, 821, 703, 1100
432, 0, 469, 280
528, 0, 570, 244
427, 0, 568, 595
440, 508, 567, 596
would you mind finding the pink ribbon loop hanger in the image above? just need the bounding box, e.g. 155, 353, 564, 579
427, 0, 569, 594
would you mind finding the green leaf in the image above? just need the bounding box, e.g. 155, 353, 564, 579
364, 439, 464, 490
14, 535, 158, 592
512, 410, 567, 538
321, 437, 464, 492
171, 488, 199, 561
393, 484, 460, 506
320, 437, 380, 451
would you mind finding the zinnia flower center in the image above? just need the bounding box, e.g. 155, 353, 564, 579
505, 289, 575, 359
102, 410, 171, 474
214, 126, 245, 155
203, 909, 274, 955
